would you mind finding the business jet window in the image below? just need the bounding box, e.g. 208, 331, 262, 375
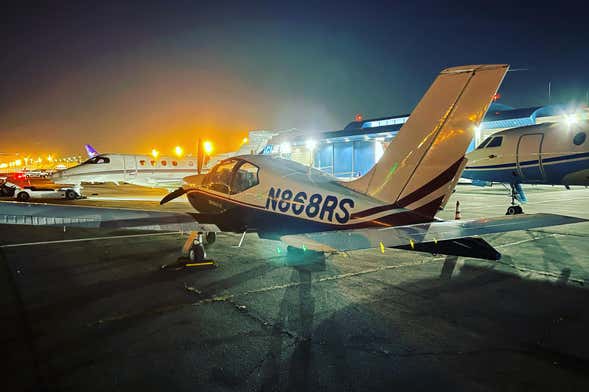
232, 162, 259, 194
573, 132, 586, 146
139, 160, 146, 166
476, 137, 492, 149
172, 161, 178, 166
85, 156, 110, 164
204, 160, 238, 194
150, 160, 156, 166
486, 136, 503, 148
161, 160, 167, 166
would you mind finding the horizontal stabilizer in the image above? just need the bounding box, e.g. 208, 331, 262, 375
280, 213, 586, 253
393, 237, 501, 260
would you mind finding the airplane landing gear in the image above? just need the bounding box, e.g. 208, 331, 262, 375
161, 231, 216, 270
189, 242, 206, 262
506, 205, 523, 215
506, 183, 524, 215
205, 231, 217, 245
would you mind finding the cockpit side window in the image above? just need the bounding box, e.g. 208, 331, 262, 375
486, 136, 503, 148
231, 162, 259, 194
84, 156, 111, 164
203, 159, 238, 194
476, 137, 492, 149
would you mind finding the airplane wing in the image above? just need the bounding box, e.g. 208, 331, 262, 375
280, 214, 586, 253
0, 201, 218, 232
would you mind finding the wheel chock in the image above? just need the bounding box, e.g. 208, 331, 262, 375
161, 258, 217, 271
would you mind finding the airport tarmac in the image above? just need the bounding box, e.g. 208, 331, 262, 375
2, 183, 589, 391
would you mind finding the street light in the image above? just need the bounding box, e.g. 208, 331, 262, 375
203, 141, 213, 155
151, 149, 160, 159
174, 146, 184, 157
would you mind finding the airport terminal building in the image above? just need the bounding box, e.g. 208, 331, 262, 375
260, 103, 577, 179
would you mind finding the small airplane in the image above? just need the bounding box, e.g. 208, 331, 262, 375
53, 132, 276, 190
462, 117, 589, 214
1, 64, 585, 263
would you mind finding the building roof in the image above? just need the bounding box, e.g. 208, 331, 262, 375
266, 103, 571, 146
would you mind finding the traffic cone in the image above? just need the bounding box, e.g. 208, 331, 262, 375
454, 200, 461, 220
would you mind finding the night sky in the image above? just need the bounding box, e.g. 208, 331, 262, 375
2, 0, 588, 156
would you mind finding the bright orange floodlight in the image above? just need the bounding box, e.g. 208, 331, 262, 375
203, 141, 213, 155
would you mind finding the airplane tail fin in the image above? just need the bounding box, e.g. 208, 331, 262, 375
84, 144, 99, 158
343, 64, 508, 218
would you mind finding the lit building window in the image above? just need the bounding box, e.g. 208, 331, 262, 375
361, 116, 408, 129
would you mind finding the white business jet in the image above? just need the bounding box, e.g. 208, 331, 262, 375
1, 64, 585, 262
463, 117, 589, 214
53, 131, 276, 189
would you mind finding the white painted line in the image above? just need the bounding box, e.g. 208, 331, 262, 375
0, 232, 181, 248
495, 233, 562, 248
88, 196, 187, 203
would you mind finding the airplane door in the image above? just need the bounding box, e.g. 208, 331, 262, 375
124, 156, 137, 179
516, 133, 544, 181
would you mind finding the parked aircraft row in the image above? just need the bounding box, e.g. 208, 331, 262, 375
1, 64, 585, 263
54, 115, 588, 217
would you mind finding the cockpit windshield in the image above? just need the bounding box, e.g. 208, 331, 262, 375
83, 156, 111, 164
476, 137, 492, 149
203, 159, 238, 194
202, 159, 259, 194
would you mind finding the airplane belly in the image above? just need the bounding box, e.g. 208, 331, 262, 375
462, 166, 519, 183
562, 168, 589, 185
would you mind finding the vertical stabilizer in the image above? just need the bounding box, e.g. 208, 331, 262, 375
84, 144, 99, 158
343, 64, 508, 216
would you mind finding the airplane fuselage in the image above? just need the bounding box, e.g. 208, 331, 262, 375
53, 154, 198, 189
463, 122, 589, 186
183, 155, 446, 239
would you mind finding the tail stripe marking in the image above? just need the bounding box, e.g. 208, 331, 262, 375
350, 158, 464, 220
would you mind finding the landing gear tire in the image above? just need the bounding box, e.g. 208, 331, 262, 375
16, 192, 30, 202
188, 243, 206, 262
506, 205, 523, 215
205, 232, 216, 245
65, 190, 77, 200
